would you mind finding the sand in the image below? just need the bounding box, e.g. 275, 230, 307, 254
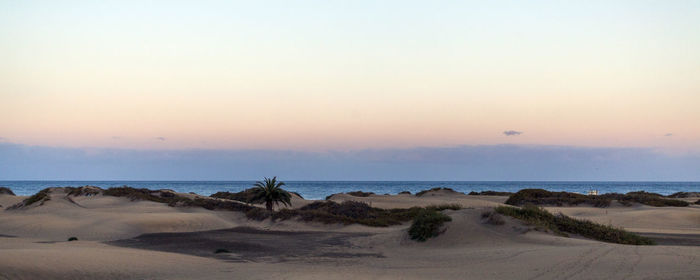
1, 188, 699, 279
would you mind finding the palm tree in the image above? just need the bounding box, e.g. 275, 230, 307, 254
250, 177, 292, 211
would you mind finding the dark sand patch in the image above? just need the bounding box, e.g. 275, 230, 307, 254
635, 232, 700, 246
108, 227, 383, 262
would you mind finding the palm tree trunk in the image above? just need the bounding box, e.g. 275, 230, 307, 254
266, 200, 273, 211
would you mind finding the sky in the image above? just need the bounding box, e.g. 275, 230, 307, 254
1, 1, 699, 180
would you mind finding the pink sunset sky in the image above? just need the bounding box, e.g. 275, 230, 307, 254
1, 1, 699, 181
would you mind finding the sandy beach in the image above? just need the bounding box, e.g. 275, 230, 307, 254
1, 187, 699, 280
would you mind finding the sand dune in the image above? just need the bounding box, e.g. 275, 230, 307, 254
1, 188, 699, 279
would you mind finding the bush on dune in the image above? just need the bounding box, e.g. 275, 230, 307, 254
495, 205, 654, 245
346, 191, 375, 197
8, 188, 52, 209
268, 201, 408, 226
415, 187, 459, 197
103, 186, 175, 203
210, 189, 258, 203
600, 192, 689, 207
469, 191, 513, 196
408, 209, 452, 242
65, 186, 101, 196
0, 187, 15, 196
505, 189, 612, 208
481, 210, 505, 225
668, 192, 700, 198
505, 189, 688, 208
250, 200, 460, 228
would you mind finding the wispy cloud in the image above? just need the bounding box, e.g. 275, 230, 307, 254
111, 136, 122, 140
155, 137, 166, 141
665, 133, 673, 137
503, 130, 523, 136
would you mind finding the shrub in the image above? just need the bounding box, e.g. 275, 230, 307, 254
668, 192, 700, 198
415, 187, 457, 197
214, 248, 230, 254
426, 204, 462, 211
346, 191, 374, 197
65, 186, 101, 196
398, 191, 411, 195
408, 209, 452, 242
695, 199, 700, 205
258, 201, 461, 227
68, 237, 78, 241
12, 188, 52, 208
505, 189, 688, 208
600, 192, 689, 207
104, 186, 169, 202
245, 207, 271, 221
495, 205, 654, 245
469, 191, 513, 196
481, 210, 505, 225
0, 187, 15, 196
506, 189, 611, 208
210, 188, 258, 203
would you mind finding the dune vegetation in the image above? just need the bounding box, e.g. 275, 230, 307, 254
415, 187, 460, 197
505, 189, 689, 208
495, 205, 654, 245
468, 190, 514, 196
0, 187, 15, 196
408, 209, 453, 241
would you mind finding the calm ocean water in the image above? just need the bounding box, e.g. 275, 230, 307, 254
1, 181, 698, 200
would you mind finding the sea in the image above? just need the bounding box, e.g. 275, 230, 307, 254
1, 181, 698, 200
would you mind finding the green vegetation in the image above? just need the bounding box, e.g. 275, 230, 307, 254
247, 201, 459, 227
469, 191, 513, 196
214, 248, 231, 254
210, 188, 258, 203
65, 186, 101, 196
505, 189, 688, 208
505, 189, 612, 207
415, 187, 458, 197
495, 205, 654, 245
17, 188, 52, 207
603, 192, 689, 207
68, 237, 78, 241
0, 187, 15, 196
668, 192, 700, 198
398, 191, 411, 195
15, 185, 461, 230
408, 209, 452, 242
695, 199, 700, 205
250, 177, 292, 211
100, 186, 457, 228
346, 191, 375, 197
481, 210, 505, 225
103, 186, 182, 203
100, 185, 454, 227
